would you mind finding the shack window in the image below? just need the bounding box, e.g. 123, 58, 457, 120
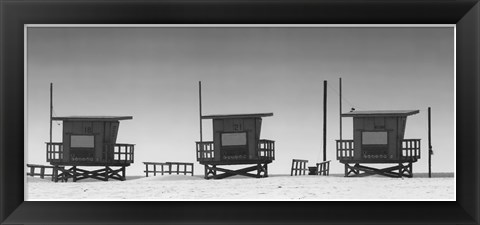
362, 132, 387, 145
71, 135, 94, 148
221, 132, 247, 146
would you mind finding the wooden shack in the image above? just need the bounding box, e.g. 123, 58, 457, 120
46, 116, 134, 182
196, 113, 275, 179
336, 110, 421, 177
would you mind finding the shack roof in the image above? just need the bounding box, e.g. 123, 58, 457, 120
341, 110, 419, 117
201, 113, 273, 120
52, 116, 133, 121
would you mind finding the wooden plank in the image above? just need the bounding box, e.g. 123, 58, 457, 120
145, 164, 149, 177
40, 167, 45, 179
290, 160, 294, 176
27, 164, 56, 168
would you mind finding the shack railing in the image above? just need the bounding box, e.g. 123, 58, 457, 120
401, 139, 421, 160
47, 142, 134, 164
196, 141, 215, 161
258, 139, 275, 160
46, 142, 64, 162
111, 143, 135, 164
336, 139, 354, 160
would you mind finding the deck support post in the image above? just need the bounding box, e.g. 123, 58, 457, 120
53, 167, 59, 182
72, 166, 77, 182
145, 164, 149, 177
204, 165, 217, 179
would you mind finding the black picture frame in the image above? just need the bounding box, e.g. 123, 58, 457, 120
1, 0, 478, 224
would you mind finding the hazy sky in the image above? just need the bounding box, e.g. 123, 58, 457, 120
26, 26, 454, 175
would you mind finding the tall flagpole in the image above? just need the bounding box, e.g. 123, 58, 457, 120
323, 80, 327, 162
339, 77, 342, 141
199, 81, 203, 146
49, 83, 53, 159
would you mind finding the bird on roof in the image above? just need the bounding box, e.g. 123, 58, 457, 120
350, 108, 355, 112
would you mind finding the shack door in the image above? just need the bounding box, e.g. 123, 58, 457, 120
221, 131, 249, 160
69, 134, 96, 162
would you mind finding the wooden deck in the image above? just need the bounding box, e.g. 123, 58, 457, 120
196, 139, 275, 164
336, 139, 421, 163
198, 159, 273, 166
46, 142, 134, 166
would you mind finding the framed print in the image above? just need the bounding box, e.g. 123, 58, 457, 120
23, 24, 454, 200
1, 0, 479, 224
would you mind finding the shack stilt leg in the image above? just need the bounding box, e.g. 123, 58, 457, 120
398, 163, 403, 178
344, 164, 348, 177
257, 164, 261, 177
72, 166, 77, 182
204, 165, 208, 179
264, 163, 268, 177
40, 167, 45, 179
145, 164, 149, 177
105, 166, 109, 181
53, 166, 58, 182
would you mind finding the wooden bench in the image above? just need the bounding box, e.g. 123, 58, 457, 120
291, 159, 309, 176
143, 162, 194, 177
26, 164, 63, 180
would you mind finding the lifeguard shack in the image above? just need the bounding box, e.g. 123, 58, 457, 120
45, 84, 134, 182
336, 110, 421, 177
196, 82, 275, 179
47, 116, 134, 182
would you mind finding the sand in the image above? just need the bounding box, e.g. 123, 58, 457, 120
26, 174, 454, 201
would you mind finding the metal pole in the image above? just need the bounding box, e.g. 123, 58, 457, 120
323, 80, 327, 162
199, 81, 203, 145
339, 77, 342, 141
428, 107, 432, 178
49, 83, 53, 158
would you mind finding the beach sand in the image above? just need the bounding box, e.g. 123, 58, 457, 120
26, 173, 454, 200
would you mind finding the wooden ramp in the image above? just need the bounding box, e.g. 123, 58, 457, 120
143, 162, 194, 177
26, 164, 62, 181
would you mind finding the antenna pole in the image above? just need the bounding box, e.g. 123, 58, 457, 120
323, 80, 327, 162
49, 83, 53, 159
199, 81, 203, 146
339, 77, 342, 141
428, 107, 432, 178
